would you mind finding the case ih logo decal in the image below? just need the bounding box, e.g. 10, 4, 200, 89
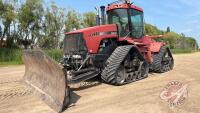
160, 81, 188, 107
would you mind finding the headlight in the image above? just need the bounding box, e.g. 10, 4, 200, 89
72, 55, 82, 59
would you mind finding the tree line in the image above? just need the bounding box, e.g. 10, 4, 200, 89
0, 0, 199, 50
0, 0, 96, 49
145, 24, 199, 50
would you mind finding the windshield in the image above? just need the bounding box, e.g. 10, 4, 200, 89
108, 8, 144, 38
108, 9, 129, 37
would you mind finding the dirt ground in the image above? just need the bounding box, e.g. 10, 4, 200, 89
0, 53, 200, 113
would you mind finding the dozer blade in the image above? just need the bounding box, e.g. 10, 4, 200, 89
22, 50, 70, 113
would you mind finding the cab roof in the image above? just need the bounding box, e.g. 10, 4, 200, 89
107, 3, 143, 12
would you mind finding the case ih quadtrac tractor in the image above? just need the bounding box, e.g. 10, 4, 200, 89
23, 0, 174, 112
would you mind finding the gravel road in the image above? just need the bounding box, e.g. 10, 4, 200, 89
0, 53, 200, 113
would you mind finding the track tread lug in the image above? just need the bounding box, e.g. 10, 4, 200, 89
101, 46, 133, 85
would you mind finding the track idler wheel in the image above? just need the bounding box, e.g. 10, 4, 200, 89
137, 61, 149, 79
115, 65, 126, 85
152, 46, 174, 73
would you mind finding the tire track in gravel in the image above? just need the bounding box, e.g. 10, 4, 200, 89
0, 83, 32, 102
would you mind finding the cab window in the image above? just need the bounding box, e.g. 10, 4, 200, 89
108, 9, 129, 37
130, 10, 144, 38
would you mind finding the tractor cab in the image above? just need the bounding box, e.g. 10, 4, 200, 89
106, 0, 144, 38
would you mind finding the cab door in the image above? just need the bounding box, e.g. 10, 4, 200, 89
130, 9, 144, 38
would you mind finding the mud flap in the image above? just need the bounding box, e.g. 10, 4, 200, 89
22, 50, 70, 113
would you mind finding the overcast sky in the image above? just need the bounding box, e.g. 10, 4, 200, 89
45, 0, 200, 45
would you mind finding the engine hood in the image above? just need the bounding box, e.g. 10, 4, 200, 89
65, 24, 118, 54
65, 24, 118, 35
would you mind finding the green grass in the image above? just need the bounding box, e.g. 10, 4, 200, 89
0, 48, 23, 65
0, 48, 198, 66
0, 48, 63, 66
171, 49, 193, 54
44, 49, 63, 62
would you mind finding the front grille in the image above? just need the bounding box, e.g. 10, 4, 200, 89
64, 33, 87, 54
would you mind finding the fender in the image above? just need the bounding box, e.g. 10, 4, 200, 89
129, 45, 146, 61
150, 42, 165, 53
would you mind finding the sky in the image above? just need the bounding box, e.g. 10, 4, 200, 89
47, 0, 200, 45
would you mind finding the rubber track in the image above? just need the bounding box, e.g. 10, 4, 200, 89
152, 46, 172, 73
101, 45, 133, 85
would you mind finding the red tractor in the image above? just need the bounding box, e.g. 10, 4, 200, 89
23, 0, 174, 112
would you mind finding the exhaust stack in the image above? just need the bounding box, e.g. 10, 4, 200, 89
95, 7, 100, 25
100, 6, 106, 25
